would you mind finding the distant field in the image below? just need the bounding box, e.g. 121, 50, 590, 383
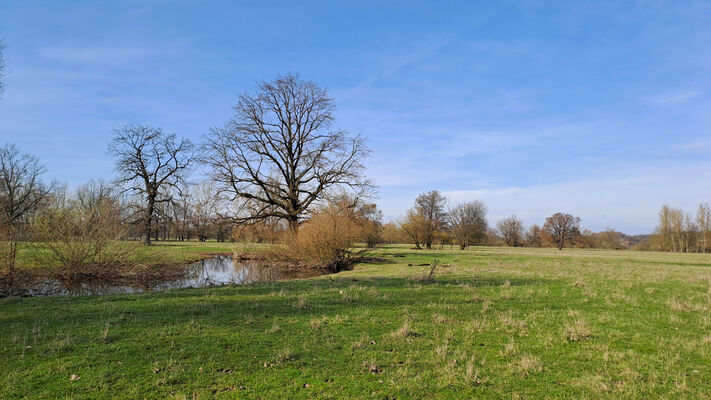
2, 246, 711, 399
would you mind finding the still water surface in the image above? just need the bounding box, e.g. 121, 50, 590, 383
29, 256, 310, 296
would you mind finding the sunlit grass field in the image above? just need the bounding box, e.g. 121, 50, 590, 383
2, 245, 711, 399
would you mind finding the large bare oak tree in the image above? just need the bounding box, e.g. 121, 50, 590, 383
544, 212, 580, 250
202, 73, 371, 233
108, 125, 194, 245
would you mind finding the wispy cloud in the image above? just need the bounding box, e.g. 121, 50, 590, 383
644, 90, 704, 105
674, 139, 711, 152
40, 45, 149, 63
337, 36, 457, 101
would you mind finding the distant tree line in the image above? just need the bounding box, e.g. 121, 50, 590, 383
648, 204, 711, 253
392, 189, 630, 251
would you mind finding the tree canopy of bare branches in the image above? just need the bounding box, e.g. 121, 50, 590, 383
108, 125, 194, 245
544, 212, 580, 250
526, 224, 543, 247
448, 200, 487, 249
202, 73, 372, 233
0, 144, 50, 272
414, 190, 448, 249
496, 215, 524, 247
399, 208, 427, 249
0, 144, 49, 228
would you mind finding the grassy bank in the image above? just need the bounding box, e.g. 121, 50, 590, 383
12, 240, 245, 269
2, 246, 711, 398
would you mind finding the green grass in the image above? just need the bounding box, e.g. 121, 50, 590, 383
13, 240, 246, 269
2, 245, 711, 398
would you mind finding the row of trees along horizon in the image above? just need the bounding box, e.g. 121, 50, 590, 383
1, 74, 710, 278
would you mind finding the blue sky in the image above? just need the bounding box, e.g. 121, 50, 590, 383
1, 0, 710, 233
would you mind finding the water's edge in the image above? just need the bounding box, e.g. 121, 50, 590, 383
14, 256, 314, 297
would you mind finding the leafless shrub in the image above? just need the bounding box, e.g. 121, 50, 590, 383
29, 198, 139, 285
271, 203, 365, 272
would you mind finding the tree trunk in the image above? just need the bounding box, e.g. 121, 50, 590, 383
703, 233, 707, 253
287, 215, 299, 235
143, 198, 155, 246
6, 240, 17, 275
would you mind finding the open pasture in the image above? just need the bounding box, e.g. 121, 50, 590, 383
2, 246, 710, 399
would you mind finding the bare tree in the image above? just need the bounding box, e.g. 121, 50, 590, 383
169, 190, 192, 242
656, 205, 686, 252
202, 73, 371, 234
330, 194, 383, 248
0, 144, 50, 272
696, 204, 711, 253
526, 224, 542, 247
448, 200, 487, 249
190, 182, 219, 242
358, 203, 383, 248
108, 125, 194, 245
414, 190, 448, 249
399, 208, 427, 249
496, 215, 524, 247
76, 179, 117, 210
598, 229, 623, 249
544, 212, 580, 250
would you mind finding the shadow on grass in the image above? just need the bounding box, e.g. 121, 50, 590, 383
0, 274, 549, 330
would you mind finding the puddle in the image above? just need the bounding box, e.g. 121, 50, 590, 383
17, 256, 315, 297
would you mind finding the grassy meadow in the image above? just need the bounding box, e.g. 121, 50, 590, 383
2, 245, 711, 399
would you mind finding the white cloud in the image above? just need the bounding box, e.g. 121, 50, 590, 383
377, 164, 711, 234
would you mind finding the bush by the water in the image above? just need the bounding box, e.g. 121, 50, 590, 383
29, 199, 137, 278
274, 204, 365, 272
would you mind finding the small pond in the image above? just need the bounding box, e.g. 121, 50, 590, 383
18, 256, 314, 297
